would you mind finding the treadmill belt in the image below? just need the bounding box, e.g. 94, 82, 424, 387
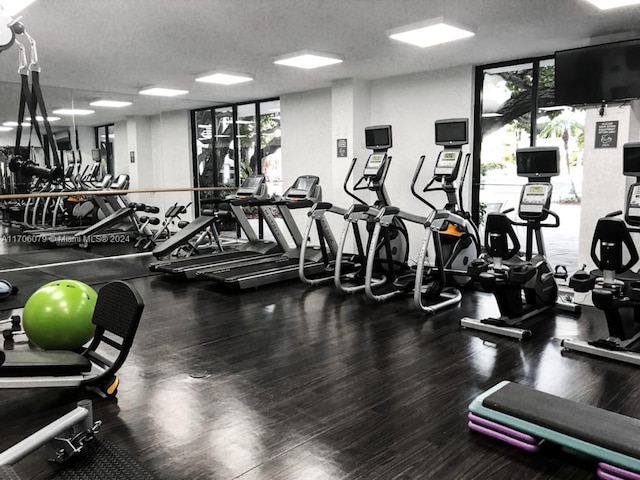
151, 251, 258, 272
200, 257, 296, 281
483, 382, 640, 459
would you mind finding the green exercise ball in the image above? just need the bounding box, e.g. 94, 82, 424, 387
22, 280, 97, 350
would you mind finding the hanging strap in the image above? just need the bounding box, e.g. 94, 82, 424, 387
31, 70, 60, 168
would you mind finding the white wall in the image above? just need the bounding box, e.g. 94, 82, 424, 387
280, 65, 474, 260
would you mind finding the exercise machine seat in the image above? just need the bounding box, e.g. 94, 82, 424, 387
0, 281, 143, 384
0, 350, 90, 377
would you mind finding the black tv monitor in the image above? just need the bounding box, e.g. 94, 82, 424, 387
516, 147, 560, 178
365, 125, 392, 150
555, 39, 640, 106
91, 149, 101, 162
623, 143, 640, 176
435, 118, 468, 146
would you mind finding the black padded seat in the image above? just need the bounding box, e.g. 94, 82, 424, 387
0, 350, 91, 376
483, 382, 640, 459
589, 268, 640, 283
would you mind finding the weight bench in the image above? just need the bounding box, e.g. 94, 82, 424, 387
468, 381, 640, 479
0, 281, 144, 397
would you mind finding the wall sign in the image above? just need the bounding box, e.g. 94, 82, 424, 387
130, 151, 136, 163
595, 120, 619, 149
337, 138, 347, 158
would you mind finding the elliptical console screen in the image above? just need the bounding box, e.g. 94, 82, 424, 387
623, 142, 640, 176
364, 153, 386, 177
365, 125, 392, 150
628, 184, 640, 219
435, 119, 468, 146
519, 184, 552, 216
434, 150, 460, 176
516, 147, 560, 178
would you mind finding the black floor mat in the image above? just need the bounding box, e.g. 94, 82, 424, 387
45, 438, 157, 480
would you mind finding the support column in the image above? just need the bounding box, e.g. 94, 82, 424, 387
578, 102, 640, 270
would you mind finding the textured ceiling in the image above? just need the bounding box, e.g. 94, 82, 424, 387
0, 0, 639, 126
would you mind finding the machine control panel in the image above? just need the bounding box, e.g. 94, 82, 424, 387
434, 150, 461, 179
236, 175, 265, 198
518, 183, 552, 219
626, 183, 640, 224
364, 153, 386, 178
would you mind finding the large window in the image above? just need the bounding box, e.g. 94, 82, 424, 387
472, 58, 585, 269
191, 99, 280, 216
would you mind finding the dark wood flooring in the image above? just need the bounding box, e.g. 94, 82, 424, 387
0, 244, 638, 479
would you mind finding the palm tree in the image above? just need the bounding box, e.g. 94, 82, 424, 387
539, 110, 584, 201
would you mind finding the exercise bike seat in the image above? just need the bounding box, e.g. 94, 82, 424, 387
0, 349, 91, 377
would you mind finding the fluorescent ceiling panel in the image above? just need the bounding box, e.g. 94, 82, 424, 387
274, 50, 343, 69
3, 120, 29, 126
139, 87, 188, 97
196, 72, 253, 85
52, 108, 95, 116
583, 0, 640, 9
0, 126, 13, 132
90, 100, 133, 108
26, 116, 60, 122
388, 17, 475, 48
1, 0, 37, 17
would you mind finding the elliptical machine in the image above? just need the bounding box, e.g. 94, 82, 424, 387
461, 147, 562, 340
364, 118, 480, 313
562, 142, 640, 365
333, 125, 410, 294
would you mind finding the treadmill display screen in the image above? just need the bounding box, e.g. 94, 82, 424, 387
293, 176, 317, 192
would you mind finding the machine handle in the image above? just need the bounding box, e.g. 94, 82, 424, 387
540, 208, 560, 228
606, 210, 623, 218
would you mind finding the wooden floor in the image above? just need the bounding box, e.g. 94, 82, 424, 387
0, 244, 639, 479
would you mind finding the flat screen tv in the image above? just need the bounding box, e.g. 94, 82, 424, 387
435, 118, 468, 146
516, 147, 560, 178
365, 125, 392, 150
555, 38, 640, 106
623, 142, 640, 176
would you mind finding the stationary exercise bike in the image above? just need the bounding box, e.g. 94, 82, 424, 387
364, 118, 480, 313
461, 147, 566, 340
562, 142, 640, 365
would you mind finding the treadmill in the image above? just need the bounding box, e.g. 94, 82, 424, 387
148, 175, 294, 279
196, 175, 331, 289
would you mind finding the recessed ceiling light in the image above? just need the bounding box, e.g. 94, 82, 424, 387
52, 109, 95, 116
583, 0, 640, 9
482, 113, 503, 118
196, 72, 253, 85
138, 87, 188, 97
0, 126, 13, 132
1, 0, 37, 17
89, 100, 133, 108
388, 17, 475, 48
3, 120, 29, 126
274, 50, 343, 69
